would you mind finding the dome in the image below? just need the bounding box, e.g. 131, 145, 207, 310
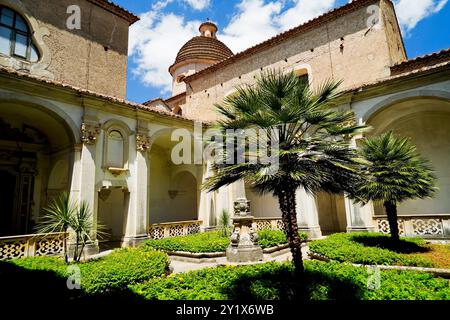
169, 22, 233, 75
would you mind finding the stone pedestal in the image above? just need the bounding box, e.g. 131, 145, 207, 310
226, 198, 263, 263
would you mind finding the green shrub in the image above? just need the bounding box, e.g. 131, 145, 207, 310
130, 260, 450, 300
142, 230, 307, 253
9, 256, 69, 277
142, 231, 230, 253
309, 232, 433, 267
79, 248, 169, 294
4, 247, 170, 296
258, 229, 307, 249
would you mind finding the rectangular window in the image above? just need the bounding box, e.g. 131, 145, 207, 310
0, 25, 11, 55
14, 33, 28, 58
0, 8, 14, 27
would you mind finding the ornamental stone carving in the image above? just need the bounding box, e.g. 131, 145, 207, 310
136, 133, 151, 152
81, 122, 100, 145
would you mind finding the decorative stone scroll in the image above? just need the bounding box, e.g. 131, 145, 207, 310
81, 122, 100, 144
136, 133, 152, 152
412, 219, 443, 236
376, 219, 405, 236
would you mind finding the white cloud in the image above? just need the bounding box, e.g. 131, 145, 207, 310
129, 11, 200, 93
394, 0, 448, 32
221, 0, 283, 52
184, 0, 211, 10
277, 0, 337, 30
129, 0, 448, 95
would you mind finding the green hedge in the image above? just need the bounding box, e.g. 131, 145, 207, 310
6, 247, 169, 296
309, 232, 434, 267
142, 230, 307, 253
130, 260, 450, 300
79, 248, 169, 294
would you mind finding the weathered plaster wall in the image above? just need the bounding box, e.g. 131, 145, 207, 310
0, 0, 130, 98
183, 0, 406, 122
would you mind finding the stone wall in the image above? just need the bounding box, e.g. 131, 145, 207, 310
0, 0, 130, 98
183, 0, 407, 122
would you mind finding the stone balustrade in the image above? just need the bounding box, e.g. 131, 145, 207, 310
374, 214, 450, 239
149, 220, 203, 239
0, 232, 67, 260
253, 217, 284, 231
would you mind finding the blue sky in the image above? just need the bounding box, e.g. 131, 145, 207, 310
112, 0, 450, 104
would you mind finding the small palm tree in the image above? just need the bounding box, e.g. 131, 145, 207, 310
218, 209, 231, 237
71, 201, 94, 262
37, 192, 97, 263
204, 70, 366, 274
37, 192, 75, 263
357, 131, 437, 241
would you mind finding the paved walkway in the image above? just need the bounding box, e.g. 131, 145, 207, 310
169, 246, 308, 274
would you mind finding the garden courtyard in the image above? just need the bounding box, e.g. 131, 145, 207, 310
1, 231, 449, 302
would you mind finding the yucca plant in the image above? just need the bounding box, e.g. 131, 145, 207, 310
218, 209, 231, 237
204, 70, 367, 274
357, 131, 437, 241
37, 192, 97, 263
37, 192, 75, 263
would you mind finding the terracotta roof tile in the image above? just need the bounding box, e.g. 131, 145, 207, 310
390, 48, 450, 76
170, 36, 233, 73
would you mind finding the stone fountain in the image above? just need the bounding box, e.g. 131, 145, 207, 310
226, 198, 263, 263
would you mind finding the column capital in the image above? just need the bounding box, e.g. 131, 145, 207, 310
80, 121, 100, 145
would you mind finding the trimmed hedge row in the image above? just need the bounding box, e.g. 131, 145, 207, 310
142, 230, 308, 253
7, 247, 170, 295
130, 260, 450, 300
309, 232, 434, 267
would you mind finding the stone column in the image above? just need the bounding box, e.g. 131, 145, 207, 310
122, 123, 151, 247
345, 197, 376, 233
296, 188, 322, 239
77, 117, 101, 255
344, 135, 376, 233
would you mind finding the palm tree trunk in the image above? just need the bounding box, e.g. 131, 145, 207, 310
277, 188, 304, 274
384, 200, 400, 242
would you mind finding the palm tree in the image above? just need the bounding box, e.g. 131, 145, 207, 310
204, 70, 366, 274
37, 192, 97, 263
357, 131, 437, 241
37, 192, 75, 263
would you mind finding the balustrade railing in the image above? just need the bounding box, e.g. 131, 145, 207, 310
0, 232, 67, 260
374, 214, 450, 238
149, 220, 203, 239
253, 217, 284, 231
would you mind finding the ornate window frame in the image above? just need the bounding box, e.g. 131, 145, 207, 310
0, 1, 52, 77
102, 120, 133, 175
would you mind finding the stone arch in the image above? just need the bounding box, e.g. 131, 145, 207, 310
365, 95, 450, 216
0, 91, 79, 144
362, 90, 450, 123
0, 93, 76, 235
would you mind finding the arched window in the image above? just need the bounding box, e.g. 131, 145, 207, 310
295, 68, 309, 84
0, 6, 39, 62
107, 130, 124, 168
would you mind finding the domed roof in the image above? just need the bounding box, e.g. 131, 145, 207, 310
169, 22, 233, 74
